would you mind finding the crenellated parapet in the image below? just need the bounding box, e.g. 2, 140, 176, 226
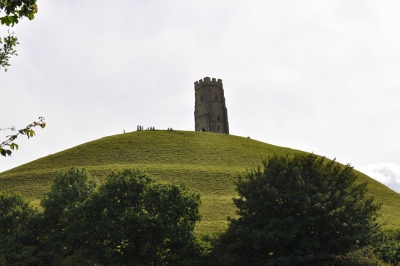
194, 77, 223, 90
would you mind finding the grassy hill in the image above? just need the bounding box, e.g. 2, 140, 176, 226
1, 130, 399, 234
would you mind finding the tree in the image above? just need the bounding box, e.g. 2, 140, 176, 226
0, 192, 41, 265
0, 0, 38, 71
214, 153, 381, 266
67, 169, 202, 265
0, 116, 46, 157
40, 167, 99, 263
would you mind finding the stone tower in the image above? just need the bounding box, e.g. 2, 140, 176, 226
194, 77, 229, 134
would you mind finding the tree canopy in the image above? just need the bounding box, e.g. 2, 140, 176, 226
37, 168, 202, 265
214, 153, 381, 266
69, 169, 202, 265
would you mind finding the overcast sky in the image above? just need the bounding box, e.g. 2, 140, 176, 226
1, 0, 400, 193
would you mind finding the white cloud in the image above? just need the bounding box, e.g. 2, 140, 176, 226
357, 163, 400, 193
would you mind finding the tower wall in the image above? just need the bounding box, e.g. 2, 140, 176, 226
194, 77, 229, 134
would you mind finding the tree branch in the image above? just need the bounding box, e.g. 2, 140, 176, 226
0, 117, 46, 156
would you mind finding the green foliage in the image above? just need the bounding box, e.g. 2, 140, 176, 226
0, 30, 18, 72
0, 192, 40, 265
375, 230, 400, 265
41, 167, 98, 226
0, 116, 46, 157
334, 245, 386, 266
0, 0, 38, 26
20, 167, 203, 264
67, 169, 202, 265
214, 154, 381, 265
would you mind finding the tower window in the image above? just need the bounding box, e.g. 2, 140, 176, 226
200, 94, 204, 102
214, 93, 218, 101
217, 115, 220, 121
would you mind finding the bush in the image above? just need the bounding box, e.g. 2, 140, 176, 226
375, 230, 400, 265
335, 245, 386, 266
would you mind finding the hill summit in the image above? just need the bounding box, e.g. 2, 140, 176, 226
1, 130, 399, 233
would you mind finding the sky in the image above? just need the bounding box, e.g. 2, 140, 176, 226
1, 0, 400, 193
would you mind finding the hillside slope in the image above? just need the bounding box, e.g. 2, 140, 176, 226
1, 130, 399, 233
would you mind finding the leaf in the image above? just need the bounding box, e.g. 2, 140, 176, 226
0, 148, 11, 157
9, 143, 18, 150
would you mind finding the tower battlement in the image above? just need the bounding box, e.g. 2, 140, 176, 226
194, 77, 223, 90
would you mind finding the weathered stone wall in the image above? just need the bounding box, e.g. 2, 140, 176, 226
194, 77, 229, 134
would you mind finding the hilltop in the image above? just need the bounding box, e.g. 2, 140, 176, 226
0, 130, 399, 233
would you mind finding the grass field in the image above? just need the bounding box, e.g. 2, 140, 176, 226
1, 130, 399, 233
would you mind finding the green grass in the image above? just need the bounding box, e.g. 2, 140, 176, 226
1, 130, 399, 233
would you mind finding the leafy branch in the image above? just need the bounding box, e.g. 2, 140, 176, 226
0, 117, 46, 156
0, 30, 18, 72
0, 0, 38, 71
